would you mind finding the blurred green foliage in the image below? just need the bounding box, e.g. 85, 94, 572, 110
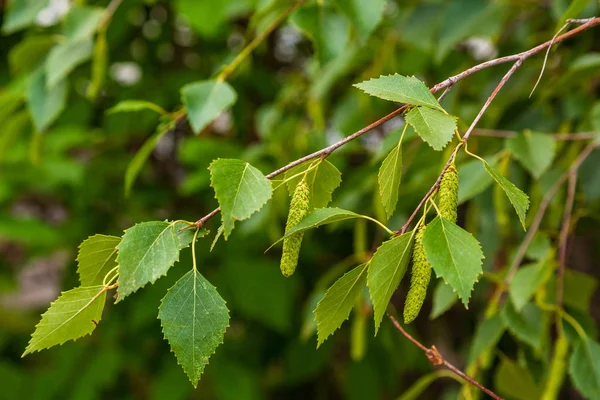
1, 0, 600, 399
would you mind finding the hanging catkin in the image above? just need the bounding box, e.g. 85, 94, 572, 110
438, 164, 459, 223
280, 178, 310, 277
403, 225, 431, 324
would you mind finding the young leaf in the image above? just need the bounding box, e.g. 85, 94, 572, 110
315, 263, 368, 347
290, 4, 349, 65
367, 231, 415, 333
405, 106, 457, 151
63, 6, 105, 41
2, 0, 46, 34
494, 356, 543, 400
506, 131, 556, 179
483, 160, 530, 230
269, 208, 391, 250
569, 337, 600, 399
123, 120, 174, 198
117, 221, 195, 300
22, 285, 107, 356
332, 0, 386, 41
107, 100, 167, 115
509, 260, 551, 312
429, 280, 459, 320
468, 315, 506, 364
284, 160, 342, 209
27, 69, 68, 132
181, 80, 237, 134
378, 143, 403, 219
457, 158, 494, 204
158, 269, 230, 387
502, 301, 548, 351
354, 74, 441, 110
422, 216, 483, 307
209, 159, 272, 239
76, 234, 120, 286
45, 38, 94, 88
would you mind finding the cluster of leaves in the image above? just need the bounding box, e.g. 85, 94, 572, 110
3, 0, 600, 399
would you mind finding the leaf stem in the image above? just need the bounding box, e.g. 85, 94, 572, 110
191, 228, 200, 271
102, 265, 120, 287
361, 215, 395, 236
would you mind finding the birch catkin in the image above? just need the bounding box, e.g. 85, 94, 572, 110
438, 164, 459, 223
403, 225, 431, 324
404, 165, 459, 323
280, 178, 310, 277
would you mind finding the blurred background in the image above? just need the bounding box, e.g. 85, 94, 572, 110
1, 0, 600, 399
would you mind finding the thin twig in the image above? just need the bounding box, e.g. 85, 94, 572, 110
216, 0, 303, 82
529, 22, 569, 97
485, 141, 598, 313
556, 171, 577, 309
193, 18, 600, 228
387, 314, 504, 400
99, 0, 124, 29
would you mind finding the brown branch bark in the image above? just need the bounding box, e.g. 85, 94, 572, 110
387, 314, 504, 400
193, 17, 600, 228
556, 171, 578, 309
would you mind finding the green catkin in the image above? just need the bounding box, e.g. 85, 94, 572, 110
280, 178, 310, 277
438, 164, 459, 223
403, 225, 431, 324
540, 334, 569, 400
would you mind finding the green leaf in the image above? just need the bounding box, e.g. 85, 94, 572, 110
468, 315, 506, 363
290, 4, 349, 65
353, 74, 441, 110
2, 0, 47, 34
506, 131, 556, 179
124, 120, 174, 198
22, 285, 106, 356
494, 356, 542, 400
8, 35, 57, 74
502, 301, 548, 351
116, 221, 196, 300
378, 143, 403, 219
76, 234, 120, 286
63, 6, 105, 41
158, 269, 230, 387
569, 337, 600, 399
270, 208, 382, 249
405, 106, 457, 151
27, 69, 68, 132
367, 231, 414, 333
107, 100, 167, 115
332, 0, 386, 41
45, 38, 94, 88
422, 217, 483, 307
547, 269, 599, 313
509, 260, 551, 312
209, 159, 272, 239
483, 160, 530, 230
457, 158, 494, 204
181, 80, 237, 134
429, 280, 459, 320
284, 160, 342, 209
315, 263, 368, 346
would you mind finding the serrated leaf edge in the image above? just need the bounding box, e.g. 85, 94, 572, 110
22, 285, 106, 356
75, 234, 120, 286
116, 221, 189, 301
314, 263, 368, 347
157, 269, 230, 388
208, 158, 273, 239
